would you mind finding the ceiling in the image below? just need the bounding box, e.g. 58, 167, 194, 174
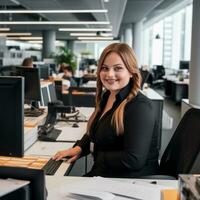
0, 0, 182, 41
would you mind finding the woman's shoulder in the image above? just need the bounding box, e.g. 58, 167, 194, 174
126, 91, 153, 109
132, 91, 151, 103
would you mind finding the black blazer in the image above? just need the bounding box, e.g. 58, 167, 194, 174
77, 83, 159, 178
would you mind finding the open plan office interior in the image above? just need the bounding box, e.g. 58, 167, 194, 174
0, 0, 200, 199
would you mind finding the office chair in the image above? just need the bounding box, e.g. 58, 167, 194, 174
159, 108, 200, 178
139, 69, 150, 89
0, 66, 17, 76
152, 65, 165, 88
68, 86, 96, 107
54, 80, 63, 101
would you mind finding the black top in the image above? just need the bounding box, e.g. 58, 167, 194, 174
76, 83, 159, 178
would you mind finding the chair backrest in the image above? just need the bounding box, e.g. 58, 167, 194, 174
160, 108, 200, 178
54, 80, 63, 101
153, 65, 165, 80
68, 86, 96, 107
0, 66, 17, 76
48, 83, 57, 102
139, 69, 150, 88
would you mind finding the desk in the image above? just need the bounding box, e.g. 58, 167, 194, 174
164, 75, 189, 103
25, 141, 74, 176
46, 176, 178, 200
55, 122, 87, 142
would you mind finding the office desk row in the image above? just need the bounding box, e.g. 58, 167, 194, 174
0, 89, 166, 199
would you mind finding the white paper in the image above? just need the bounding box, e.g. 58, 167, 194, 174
66, 189, 115, 200
0, 178, 29, 197
58, 177, 174, 200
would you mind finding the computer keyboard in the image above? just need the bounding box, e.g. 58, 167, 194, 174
42, 158, 63, 175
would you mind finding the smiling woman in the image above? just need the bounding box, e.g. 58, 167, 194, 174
52, 43, 159, 178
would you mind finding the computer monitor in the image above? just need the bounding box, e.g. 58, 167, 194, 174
37, 64, 50, 80
0, 166, 47, 200
0, 76, 24, 157
16, 67, 41, 104
179, 60, 189, 70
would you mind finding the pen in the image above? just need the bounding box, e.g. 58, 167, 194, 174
150, 181, 157, 184
113, 193, 142, 200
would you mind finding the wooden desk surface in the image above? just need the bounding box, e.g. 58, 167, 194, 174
0, 156, 48, 169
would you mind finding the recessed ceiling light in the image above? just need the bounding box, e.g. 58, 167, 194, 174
0, 9, 108, 13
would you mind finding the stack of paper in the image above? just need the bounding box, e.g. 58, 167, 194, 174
24, 127, 38, 150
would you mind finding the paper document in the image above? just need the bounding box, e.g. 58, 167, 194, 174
59, 177, 174, 200
0, 178, 29, 197
66, 189, 115, 200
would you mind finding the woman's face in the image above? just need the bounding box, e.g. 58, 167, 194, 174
100, 52, 132, 94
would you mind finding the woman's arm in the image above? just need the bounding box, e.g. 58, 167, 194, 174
52, 133, 91, 162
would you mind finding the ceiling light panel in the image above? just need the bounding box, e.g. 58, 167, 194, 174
78, 36, 113, 40
70, 33, 97, 36
59, 28, 112, 32
0, 28, 10, 31
0, 33, 32, 36
0, 9, 108, 14
0, 21, 110, 25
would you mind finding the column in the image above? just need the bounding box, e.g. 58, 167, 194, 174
67, 40, 74, 52
189, 0, 200, 107
124, 24, 133, 48
42, 30, 56, 59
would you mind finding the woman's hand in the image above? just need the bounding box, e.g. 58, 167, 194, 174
52, 146, 82, 163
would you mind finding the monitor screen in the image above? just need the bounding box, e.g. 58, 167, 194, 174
179, 60, 189, 70
16, 67, 41, 102
0, 76, 24, 157
37, 64, 50, 80
0, 166, 47, 200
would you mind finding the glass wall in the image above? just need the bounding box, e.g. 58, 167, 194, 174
143, 3, 193, 70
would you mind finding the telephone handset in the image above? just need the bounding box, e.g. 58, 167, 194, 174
38, 123, 54, 136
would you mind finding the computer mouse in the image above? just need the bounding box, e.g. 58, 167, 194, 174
72, 123, 79, 128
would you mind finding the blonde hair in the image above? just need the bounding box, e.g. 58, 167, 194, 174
87, 43, 141, 135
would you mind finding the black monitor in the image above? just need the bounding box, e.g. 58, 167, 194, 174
179, 60, 189, 70
37, 64, 50, 80
0, 166, 47, 200
16, 67, 41, 104
0, 76, 24, 157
